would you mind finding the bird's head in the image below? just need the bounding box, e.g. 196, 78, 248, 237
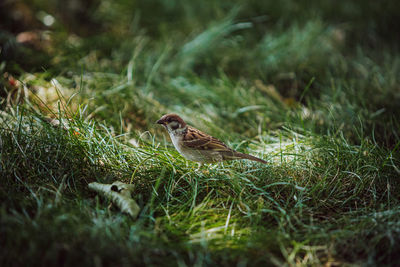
156, 114, 187, 133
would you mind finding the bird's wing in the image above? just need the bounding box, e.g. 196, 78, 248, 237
183, 126, 232, 152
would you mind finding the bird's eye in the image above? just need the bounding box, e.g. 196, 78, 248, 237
170, 121, 179, 130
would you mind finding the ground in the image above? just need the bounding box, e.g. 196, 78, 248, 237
1, 0, 400, 266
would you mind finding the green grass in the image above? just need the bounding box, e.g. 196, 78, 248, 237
1, 0, 400, 266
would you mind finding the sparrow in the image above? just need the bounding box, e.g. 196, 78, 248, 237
156, 114, 267, 164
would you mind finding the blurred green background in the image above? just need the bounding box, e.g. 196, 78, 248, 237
1, 0, 399, 146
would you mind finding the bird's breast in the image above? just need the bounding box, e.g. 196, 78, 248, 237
168, 132, 206, 162
169, 133, 183, 153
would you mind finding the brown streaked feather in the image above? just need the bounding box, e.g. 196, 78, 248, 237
182, 126, 268, 163
183, 126, 232, 152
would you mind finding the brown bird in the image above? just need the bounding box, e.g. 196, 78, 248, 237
156, 114, 267, 164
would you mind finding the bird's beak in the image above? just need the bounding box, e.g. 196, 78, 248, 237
156, 119, 165, 125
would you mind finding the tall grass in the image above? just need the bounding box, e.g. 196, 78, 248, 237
1, 0, 400, 265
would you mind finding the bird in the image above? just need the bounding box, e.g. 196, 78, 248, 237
156, 114, 267, 164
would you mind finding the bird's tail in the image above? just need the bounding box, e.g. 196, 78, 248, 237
223, 151, 268, 164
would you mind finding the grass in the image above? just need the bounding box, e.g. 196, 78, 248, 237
1, 0, 400, 266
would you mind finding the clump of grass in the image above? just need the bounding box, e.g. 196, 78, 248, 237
1, 101, 399, 265
1, 0, 400, 265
